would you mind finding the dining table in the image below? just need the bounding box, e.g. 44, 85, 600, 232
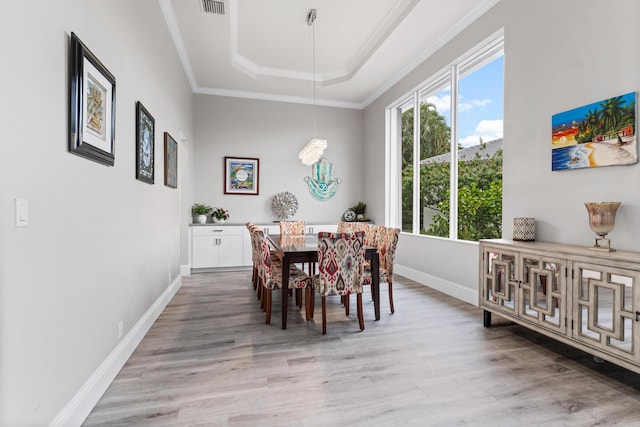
267, 233, 381, 330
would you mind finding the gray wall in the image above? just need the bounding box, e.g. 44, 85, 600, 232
193, 95, 365, 224
364, 0, 640, 299
0, 1, 194, 424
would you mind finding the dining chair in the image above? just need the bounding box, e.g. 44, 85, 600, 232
280, 220, 306, 236
337, 221, 358, 233
280, 220, 312, 281
255, 229, 311, 324
246, 222, 260, 291
308, 231, 366, 335
363, 224, 382, 248
364, 227, 400, 314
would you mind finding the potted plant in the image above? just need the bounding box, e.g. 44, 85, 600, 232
192, 203, 212, 224
351, 201, 367, 221
212, 207, 230, 223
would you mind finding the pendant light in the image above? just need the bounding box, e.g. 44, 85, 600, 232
298, 8, 327, 166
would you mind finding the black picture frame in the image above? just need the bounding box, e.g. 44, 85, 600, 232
68, 32, 116, 166
164, 132, 178, 188
135, 101, 155, 184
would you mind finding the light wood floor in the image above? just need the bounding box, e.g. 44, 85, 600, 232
84, 271, 640, 426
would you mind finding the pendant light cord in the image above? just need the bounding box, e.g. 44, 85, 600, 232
312, 16, 317, 137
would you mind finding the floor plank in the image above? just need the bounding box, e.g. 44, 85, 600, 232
84, 271, 640, 426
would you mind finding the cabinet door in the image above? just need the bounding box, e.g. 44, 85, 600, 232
242, 227, 253, 266
572, 262, 640, 360
218, 235, 244, 267
192, 236, 219, 268
480, 245, 518, 316
519, 254, 567, 334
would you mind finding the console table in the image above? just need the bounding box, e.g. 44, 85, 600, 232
479, 239, 640, 374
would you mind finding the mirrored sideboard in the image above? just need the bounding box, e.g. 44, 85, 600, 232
479, 239, 640, 374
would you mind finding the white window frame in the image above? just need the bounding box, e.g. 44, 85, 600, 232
386, 29, 504, 238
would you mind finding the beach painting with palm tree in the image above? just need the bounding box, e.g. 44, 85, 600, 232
551, 92, 636, 171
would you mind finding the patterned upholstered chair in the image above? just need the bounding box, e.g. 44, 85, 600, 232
280, 220, 311, 280
337, 221, 358, 233
255, 230, 311, 324
309, 231, 366, 334
364, 227, 400, 314
247, 223, 266, 299
363, 224, 382, 248
279, 220, 306, 236
246, 222, 261, 291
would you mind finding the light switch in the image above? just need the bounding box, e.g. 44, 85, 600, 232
15, 198, 28, 227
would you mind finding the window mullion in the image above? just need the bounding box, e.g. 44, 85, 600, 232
449, 65, 459, 239
412, 91, 420, 234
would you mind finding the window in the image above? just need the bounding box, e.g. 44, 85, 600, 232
388, 32, 503, 241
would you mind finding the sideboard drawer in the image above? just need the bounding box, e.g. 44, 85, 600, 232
191, 225, 243, 236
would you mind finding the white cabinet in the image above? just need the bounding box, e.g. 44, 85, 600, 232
191, 225, 244, 269
480, 239, 640, 374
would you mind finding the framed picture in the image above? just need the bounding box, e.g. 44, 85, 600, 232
164, 132, 178, 188
552, 92, 637, 171
136, 101, 154, 184
224, 156, 259, 195
68, 32, 116, 166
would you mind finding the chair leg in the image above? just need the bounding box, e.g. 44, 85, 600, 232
388, 281, 395, 314
357, 293, 364, 331
344, 294, 350, 316
310, 288, 315, 319
265, 289, 272, 324
304, 287, 311, 321
257, 279, 262, 300
296, 288, 302, 308
252, 267, 257, 290
322, 296, 327, 335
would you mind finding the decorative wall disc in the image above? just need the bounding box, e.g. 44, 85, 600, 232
271, 191, 299, 220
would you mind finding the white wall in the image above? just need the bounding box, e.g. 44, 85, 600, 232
364, 0, 640, 300
0, 1, 194, 424
502, 0, 640, 250
193, 95, 365, 224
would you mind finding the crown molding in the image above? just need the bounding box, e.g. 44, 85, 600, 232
361, 0, 502, 108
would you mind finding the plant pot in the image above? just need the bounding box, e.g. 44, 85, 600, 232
196, 214, 208, 224
213, 218, 226, 223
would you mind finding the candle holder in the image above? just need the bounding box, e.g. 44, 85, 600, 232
585, 202, 621, 251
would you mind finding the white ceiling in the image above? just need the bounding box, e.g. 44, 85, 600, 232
160, 0, 499, 109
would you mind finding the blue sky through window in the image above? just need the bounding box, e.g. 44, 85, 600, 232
426, 55, 504, 148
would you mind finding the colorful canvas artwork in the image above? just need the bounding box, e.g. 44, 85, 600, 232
552, 92, 637, 171
224, 157, 259, 195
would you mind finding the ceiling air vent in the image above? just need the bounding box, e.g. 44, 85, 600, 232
201, 0, 225, 15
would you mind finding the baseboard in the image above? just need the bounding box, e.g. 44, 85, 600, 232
180, 264, 191, 276
49, 275, 183, 427
395, 264, 478, 306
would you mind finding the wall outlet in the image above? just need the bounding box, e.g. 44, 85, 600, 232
118, 321, 123, 340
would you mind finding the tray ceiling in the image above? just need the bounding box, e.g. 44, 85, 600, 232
160, 0, 499, 108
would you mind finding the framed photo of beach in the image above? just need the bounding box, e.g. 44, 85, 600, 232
224, 157, 259, 195
551, 92, 637, 171
68, 32, 116, 166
